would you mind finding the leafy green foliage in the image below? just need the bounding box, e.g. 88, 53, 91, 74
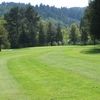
1, 2, 97, 47
0, 17, 8, 51
25, 5, 40, 46
4, 5, 40, 48
47, 22, 56, 46
80, 18, 88, 45
4, 6, 21, 48
84, 0, 100, 42
69, 24, 80, 44
38, 21, 46, 46
45, 17, 66, 26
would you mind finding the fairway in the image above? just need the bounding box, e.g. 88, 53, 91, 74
0, 46, 100, 100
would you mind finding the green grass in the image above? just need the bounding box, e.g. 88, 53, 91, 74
0, 46, 100, 100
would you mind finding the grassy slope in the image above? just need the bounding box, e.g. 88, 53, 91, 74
0, 46, 100, 100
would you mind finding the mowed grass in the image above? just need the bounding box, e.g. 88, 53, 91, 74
0, 46, 100, 100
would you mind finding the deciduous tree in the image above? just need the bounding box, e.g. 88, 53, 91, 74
0, 17, 8, 51
69, 24, 79, 45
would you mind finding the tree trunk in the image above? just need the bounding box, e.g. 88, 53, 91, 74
51, 41, 53, 46
0, 38, 1, 51
73, 41, 76, 45
93, 36, 96, 48
58, 41, 60, 46
0, 44, 1, 52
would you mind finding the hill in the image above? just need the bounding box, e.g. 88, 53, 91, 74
0, 2, 85, 26
35, 4, 85, 25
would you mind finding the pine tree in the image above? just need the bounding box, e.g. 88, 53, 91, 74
4, 5, 40, 48
39, 21, 45, 46
80, 18, 88, 45
4, 6, 21, 48
25, 5, 40, 46
47, 22, 56, 46
84, 0, 100, 43
56, 23, 62, 45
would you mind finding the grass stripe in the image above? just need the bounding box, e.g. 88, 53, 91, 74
0, 46, 100, 99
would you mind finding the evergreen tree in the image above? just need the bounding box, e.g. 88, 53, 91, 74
39, 21, 45, 46
4, 5, 40, 48
80, 18, 84, 29
18, 8, 29, 47
84, 0, 100, 44
0, 2, 85, 26
25, 5, 40, 46
56, 23, 62, 45
19, 21, 29, 47
81, 27, 88, 45
47, 22, 56, 46
4, 6, 21, 48
80, 18, 88, 45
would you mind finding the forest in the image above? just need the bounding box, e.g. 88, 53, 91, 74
0, 1, 100, 51
0, 2, 85, 25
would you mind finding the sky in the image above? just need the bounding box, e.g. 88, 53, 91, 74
0, 0, 88, 8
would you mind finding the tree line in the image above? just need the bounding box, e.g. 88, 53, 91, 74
0, 5, 64, 50
0, 2, 85, 26
0, 0, 100, 51
0, 4, 87, 51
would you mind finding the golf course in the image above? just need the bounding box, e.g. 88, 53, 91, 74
0, 46, 100, 100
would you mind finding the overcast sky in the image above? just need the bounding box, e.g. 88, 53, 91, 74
0, 0, 88, 8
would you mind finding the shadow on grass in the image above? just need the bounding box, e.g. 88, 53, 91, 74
81, 48, 100, 54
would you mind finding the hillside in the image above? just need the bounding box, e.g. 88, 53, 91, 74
0, 2, 85, 25
35, 4, 85, 25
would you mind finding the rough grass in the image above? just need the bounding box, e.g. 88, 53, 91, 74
0, 46, 100, 100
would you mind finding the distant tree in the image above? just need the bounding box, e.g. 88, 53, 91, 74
69, 24, 79, 45
4, 6, 21, 48
18, 8, 29, 47
19, 19, 29, 47
0, 17, 8, 51
56, 23, 62, 45
80, 18, 84, 29
39, 21, 46, 46
34, 4, 85, 25
81, 27, 88, 45
80, 18, 88, 45
47, 22, 56, 46
25, 5, 40, 46
61, 26, 68, 45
